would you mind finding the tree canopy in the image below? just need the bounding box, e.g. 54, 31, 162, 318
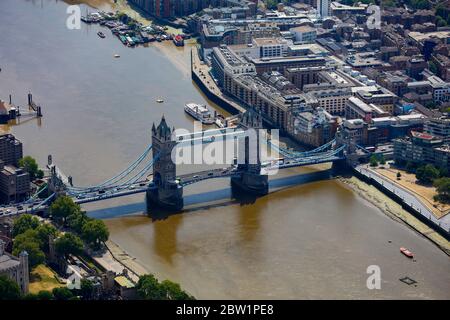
18, 156, 43, 180
35, 223, 59, 253
12, 229, 45, 269
55, 233, 84, 257
434, 177, 450, 203
81, 219, 109, 250
136, 274, 194, 300
0, 275, 21, 300
12, 214, 40, 237
50, 196, 82, 225
416, 164, 440, 184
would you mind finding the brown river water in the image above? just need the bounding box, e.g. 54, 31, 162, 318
0, 0, 448, 299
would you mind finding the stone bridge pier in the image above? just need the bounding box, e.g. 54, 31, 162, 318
230, 112, 269, 196
146, 116, 183, 212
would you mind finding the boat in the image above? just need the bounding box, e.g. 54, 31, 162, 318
184, 103, 215, 125
97, 31, 105, 38
400, 247, 413, 258
156, 99, 164, 103
114, 54, 120, 58
173, 34, 184, 47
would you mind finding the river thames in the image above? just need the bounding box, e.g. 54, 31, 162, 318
0, 0, 449, 299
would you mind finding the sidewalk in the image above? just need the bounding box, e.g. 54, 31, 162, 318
356, 164, 450, 234
92, 240, 149, 283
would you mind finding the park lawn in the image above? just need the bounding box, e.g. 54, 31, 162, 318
374, 167, 450, 219
29, 264, 65, 294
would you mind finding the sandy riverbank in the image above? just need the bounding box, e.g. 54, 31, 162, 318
339, 176, 450, 256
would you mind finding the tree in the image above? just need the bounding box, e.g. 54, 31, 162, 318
379, 154, 386, 165
81, 220, 109, 250
434, 177, 450, 203
0, 275, 21, 300
369, 155, 378, 167
50, 196, 82, 225
136, 274, 165, 300
80, 279, 95, 300
35, 223, 59, 253
12, 214, 40, 237
429, 61, 439, 75
18, 156, 40, 180
54, 233, 84, 257
12, 229, 45, 269
36, 290, 54, 300
416, 164, 440, 184
160, 280, 194, 300
67, 210, 89, 234
397, 172, 401, 180
52, 287, 74, 300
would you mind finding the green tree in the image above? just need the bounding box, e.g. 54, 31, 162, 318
36, 169, 44, 180
54, 233, 84, 258
67, 210, 89, 234
80, 279, 95, 300
369, 154, 378, 167
12, 229, 45, 269
35, 223, 59, 252
379, 154, 386, 165
36, 290, 54, 300
429, 61, 439, 75
0, 275, 21, 300
52, 287, 74, 300
12, 214, 40, 237
50, 196, 82, 225
433, 177, 450, 203
160, 280, 194, 300
397, 172, 401, 179
18, 156, 40, 180
81, 220, 109, 250
136, 274, 165, 300
416, 164, 440, 184
22, 293, 38, 300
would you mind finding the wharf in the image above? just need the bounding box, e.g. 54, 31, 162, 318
191, 47, 245, 115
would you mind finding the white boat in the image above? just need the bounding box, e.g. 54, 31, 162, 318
156, 99, 164, 103
184, 103, 215, 125
114, 54, 120, 58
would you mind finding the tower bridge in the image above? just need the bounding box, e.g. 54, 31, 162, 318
12, 112, 348, 215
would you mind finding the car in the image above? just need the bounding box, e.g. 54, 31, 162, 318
98, 190, 106, 194
139, 183, 146, 187
129, 185, 136, 190
0, 212, 3, 216
193, 175, 199, 179
5, 209, 11, 214
208, 172, 214, 176
17, 205, 23, 210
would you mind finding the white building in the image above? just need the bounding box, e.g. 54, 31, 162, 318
290, 26, 317, 44
317, 0, 331, 18
428, 75, 450, 103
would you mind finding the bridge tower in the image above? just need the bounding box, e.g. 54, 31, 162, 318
146, 116, 183, 212
47, 155, 66, 197
231, 111, 269, 196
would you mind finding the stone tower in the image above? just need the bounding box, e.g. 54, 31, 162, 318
146, 116, 183, 211
231, 111, 269, 196
19, 251, 29, 294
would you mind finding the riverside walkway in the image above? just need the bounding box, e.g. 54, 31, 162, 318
355, 164, 450, 235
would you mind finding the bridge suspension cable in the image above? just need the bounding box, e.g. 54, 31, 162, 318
67, 144, 153, 192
